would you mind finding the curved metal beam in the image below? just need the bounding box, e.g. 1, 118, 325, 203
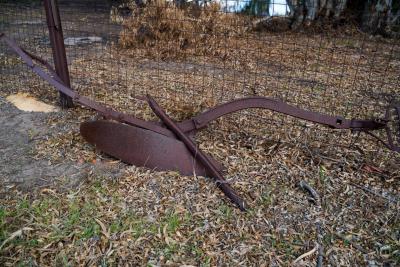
177, 97, 386, 133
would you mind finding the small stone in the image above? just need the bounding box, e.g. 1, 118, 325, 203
64, 36, 103, 46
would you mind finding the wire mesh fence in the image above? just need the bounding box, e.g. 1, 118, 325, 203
0, 1, 55, 101
1, 0, 399, 156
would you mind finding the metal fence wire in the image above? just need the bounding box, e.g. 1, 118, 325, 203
1, 0, 400, 156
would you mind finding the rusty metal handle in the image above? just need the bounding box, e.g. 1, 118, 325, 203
177, 97, 386, 133
147, 95, 247, 211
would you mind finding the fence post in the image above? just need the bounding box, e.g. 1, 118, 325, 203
43, 0, 73, 108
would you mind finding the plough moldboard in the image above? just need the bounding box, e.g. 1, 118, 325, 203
1, 33, 399, 211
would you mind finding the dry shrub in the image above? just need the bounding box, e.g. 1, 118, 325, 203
119, 0, 250, 60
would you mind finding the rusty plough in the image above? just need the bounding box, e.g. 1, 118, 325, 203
1, 33, 399, 210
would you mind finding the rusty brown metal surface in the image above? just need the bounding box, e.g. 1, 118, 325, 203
43, 0, 73, 108
146, 95, 247, 211
178, 97, 387, 133
80, 120, 223, 176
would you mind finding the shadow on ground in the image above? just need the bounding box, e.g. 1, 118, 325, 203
0, 96, 89, 192
0, 96, 126, 194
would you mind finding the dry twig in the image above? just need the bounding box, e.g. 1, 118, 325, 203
299, 180, 324, 267
299, 180, 320, 204
293, 245, 318, 264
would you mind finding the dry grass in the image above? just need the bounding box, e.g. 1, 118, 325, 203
119, 1, 249, 60
0, 119, 399, 265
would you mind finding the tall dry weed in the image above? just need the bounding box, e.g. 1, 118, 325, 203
119, 0, 250, 60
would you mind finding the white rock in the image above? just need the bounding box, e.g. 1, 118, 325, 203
64, 36, 102, 46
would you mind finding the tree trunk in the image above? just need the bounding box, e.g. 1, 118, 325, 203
361, 0, 400, 37
288, 0, 348, 28
288, 0, 399, 37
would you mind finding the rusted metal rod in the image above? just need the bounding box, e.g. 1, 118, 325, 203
44, 0, 73, 108
146, 95, 247, 211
